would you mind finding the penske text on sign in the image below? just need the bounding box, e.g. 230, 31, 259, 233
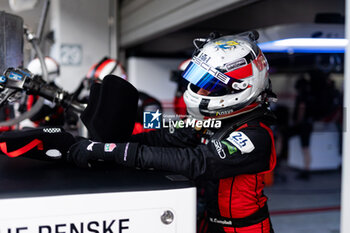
1, 209, 173, 233
1, 214, 131, 233
0, 188, 196, 233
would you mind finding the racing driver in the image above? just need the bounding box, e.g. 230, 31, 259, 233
69, 31, 277, 233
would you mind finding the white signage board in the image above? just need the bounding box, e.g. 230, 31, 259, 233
0, 187, 196, 233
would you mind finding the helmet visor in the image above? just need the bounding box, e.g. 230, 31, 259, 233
182, 59, 230, 93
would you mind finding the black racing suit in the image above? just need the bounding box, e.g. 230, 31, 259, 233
121, 106, 276, 233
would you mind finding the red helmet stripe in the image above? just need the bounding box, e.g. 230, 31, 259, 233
224, 63, 253, 80
94, 59, 115, 79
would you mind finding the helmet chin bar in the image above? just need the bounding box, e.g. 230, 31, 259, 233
184, 83, 264, 120
198, 98, 260, 119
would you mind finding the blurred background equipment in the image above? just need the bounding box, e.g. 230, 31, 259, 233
27, 56, 60, 82
25, 56, 67, 127
0, 12, 23, 131
170, 59, 190, 116
9, 0, 38, 12
0, 11, 23, 75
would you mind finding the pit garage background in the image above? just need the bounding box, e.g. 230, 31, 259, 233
0, 0, 349, 232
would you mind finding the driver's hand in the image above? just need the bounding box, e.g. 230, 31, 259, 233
67, 140, 113, 167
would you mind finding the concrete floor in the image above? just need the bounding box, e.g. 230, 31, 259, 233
265, 164, 341, 233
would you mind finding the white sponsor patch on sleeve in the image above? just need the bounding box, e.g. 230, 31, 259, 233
226, 131, 255, 154
104, 143, 117, 152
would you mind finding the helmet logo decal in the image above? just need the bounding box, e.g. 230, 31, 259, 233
215, 40, 239, 49
216, 109, 234, 116
192, 56, 230, 84
198, 53, 211, 63
253, 53, 267, 71
224, 58, 247, 72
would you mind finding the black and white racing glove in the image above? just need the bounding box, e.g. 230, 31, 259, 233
67, 139, 138, 168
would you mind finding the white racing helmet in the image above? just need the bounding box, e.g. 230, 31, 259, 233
86, 57, 127, 80
27, 56, 60, 81
182, 31, 271, 120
